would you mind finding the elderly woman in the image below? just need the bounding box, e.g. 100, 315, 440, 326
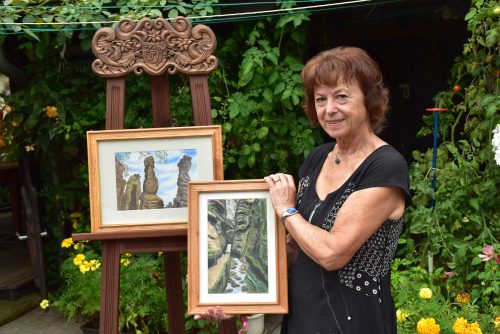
264, 46, 409, 334
196, 46, 409, 333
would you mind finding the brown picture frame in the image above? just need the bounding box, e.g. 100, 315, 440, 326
187, 179, 288, 314
87, 125, 223, 233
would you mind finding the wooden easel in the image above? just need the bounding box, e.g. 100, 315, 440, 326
73, 17, 237, 334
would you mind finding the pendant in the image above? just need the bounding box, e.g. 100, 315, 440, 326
335, 158, 341, 164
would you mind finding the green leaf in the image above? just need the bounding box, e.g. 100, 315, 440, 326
470, 256, 482, 265
263, 89, 273, 103
446, 144, 458, 155
274, 82, 285, 95
282, 89, 292, 100
469, 198, 479, 211
168, 9, 178, 19
240, 145, 251, 155
257, 127, 268, 139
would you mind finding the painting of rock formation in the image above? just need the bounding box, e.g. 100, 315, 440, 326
206, 198, 269, 294
114, 149, 197, 210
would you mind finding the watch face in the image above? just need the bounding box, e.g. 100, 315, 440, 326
286, 208, 298, 214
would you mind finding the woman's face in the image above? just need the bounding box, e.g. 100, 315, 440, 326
314, 81, 370, 140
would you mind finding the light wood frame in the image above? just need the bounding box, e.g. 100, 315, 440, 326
188, 179, 288, 314
87, 125, 223, 233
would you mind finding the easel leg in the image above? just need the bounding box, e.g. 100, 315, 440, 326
165, 252, 185, 333
100, 240, 121, 334
219, 319, 238, 334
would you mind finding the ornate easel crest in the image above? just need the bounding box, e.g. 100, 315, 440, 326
91, 16, 218, 77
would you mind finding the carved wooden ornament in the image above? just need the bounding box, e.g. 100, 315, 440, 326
92, 16, 218, 77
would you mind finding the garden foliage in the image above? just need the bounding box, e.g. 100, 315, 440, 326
394, 0, 499, 333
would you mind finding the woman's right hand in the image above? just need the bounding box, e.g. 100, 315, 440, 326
193, 306, 233, 322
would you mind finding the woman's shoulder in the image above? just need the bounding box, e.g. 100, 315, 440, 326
356, 144, 410, 199
369, 144, 408, 167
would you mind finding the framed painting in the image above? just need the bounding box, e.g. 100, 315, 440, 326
87, 125, 223, 233
187, 180, 288, 314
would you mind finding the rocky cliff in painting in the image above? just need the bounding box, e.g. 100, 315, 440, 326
121, 174, 141, 210
207, 198, 268, 294
169, 155, 191, 208
115, 158, 127, 210
140, 156, 164, 209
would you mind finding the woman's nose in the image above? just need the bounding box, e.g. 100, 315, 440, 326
325, 99, 338, 113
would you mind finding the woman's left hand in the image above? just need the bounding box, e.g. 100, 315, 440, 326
264, 173, 297, 216
193, 306, 233, 322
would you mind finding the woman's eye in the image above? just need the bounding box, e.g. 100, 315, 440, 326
315, 97, 326, 103
336, 94, 348, 103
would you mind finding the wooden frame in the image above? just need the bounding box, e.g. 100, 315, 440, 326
87, 125, 223, 233
188, 180, 288, 314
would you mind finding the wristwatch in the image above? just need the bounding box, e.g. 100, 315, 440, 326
281, 208, 299, 224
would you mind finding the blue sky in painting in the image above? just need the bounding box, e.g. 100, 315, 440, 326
115, 149, 198, 205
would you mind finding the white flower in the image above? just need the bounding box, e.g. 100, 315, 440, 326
493, 124, 500, 166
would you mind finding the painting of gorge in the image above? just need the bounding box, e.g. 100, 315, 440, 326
114, 149, 197, 211
206, 198, 269, 294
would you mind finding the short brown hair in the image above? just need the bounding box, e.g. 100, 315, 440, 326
301, 46, 389, 134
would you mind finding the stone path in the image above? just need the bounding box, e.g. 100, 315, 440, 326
0, 307, 85, 334
0, 307, 282, 334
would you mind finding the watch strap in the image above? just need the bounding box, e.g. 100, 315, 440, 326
281, 207, 299, 224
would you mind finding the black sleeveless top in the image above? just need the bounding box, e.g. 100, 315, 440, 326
282, 142, 410, 334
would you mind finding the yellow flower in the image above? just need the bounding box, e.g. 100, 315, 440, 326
79, 263, 90, 273
88, 259, 101, 271
417, 318, 441, 334
453, 317, 482, 334
121, 258, 130, 266
453, 317, 468, 333
494, 316, 500, 330
124, 253, 132, 257
45, 106, 58, 118
419, 287, 433, 299
39, 299, 49, 309
61, 237, 73, 248
468, 322, 482, 334
453, 317, 483, 334
73, 253, 85, 266
396, 309, 409, 322
455, 292, 471, 304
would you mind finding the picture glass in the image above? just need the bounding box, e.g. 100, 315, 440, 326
198, 191, 277, 304
99, 136, 214, 226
